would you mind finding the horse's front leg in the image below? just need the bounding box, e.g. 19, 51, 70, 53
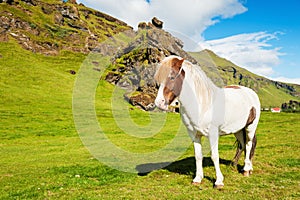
192, 138, 204, 185
187, 129, 204, 185
209, 128, 224, 189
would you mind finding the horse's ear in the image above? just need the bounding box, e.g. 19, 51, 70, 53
172, 57, 184, 71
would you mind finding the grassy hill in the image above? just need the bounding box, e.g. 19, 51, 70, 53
0, 0, 131, 55
0, 41, 84, 139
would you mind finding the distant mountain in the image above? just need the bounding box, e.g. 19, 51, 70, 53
1, 0, 299, 109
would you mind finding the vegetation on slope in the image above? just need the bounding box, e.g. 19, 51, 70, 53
0, 41, 84, 139
0, 0, 131, 55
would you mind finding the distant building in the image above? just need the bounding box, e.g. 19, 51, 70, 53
169, 99, 180, 113
261, 107, 270, 111
271, 107, 281, 113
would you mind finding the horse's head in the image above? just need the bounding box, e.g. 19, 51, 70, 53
154, 56, 185, 111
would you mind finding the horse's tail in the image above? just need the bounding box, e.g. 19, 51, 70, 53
250, 132, 257, 160
233, 128, 257, 165
232, 130, 246, 166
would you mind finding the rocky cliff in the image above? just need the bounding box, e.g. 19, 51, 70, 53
104, 18, 201, 110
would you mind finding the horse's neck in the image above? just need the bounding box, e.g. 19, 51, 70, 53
179, 65, 219, 120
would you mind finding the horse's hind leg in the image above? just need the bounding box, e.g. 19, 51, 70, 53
243, 128, 257, 176
246, 131, 257, 176
243, 107, 259, 176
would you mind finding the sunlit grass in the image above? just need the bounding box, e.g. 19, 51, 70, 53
0, 41, 299, 199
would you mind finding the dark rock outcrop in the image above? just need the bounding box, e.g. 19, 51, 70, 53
60, 5, 79, 20
104, 18, 198, 110
152, 17, 163, 29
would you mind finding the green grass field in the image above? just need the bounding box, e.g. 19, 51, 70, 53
1, 41, 299, 199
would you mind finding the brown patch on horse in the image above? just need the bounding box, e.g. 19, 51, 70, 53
154, 56, 184, 84
160, 57, 185, 104
246, 107, 256, 126
171, 57, 184, 73
154, 56, 186, 105
224, 85, 241, 89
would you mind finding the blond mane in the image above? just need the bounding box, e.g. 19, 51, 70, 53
183, 60, 217, 112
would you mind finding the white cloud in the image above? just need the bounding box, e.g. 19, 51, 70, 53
84, 0, 151, 27
78, 0, 247, 41
201, 32, 284, 77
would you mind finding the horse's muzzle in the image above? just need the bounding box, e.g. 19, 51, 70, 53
155, 99, 168, 111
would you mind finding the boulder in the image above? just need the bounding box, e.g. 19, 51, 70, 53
138, 22, 147, 29
69, 70, 76, 75
125, 92, 156, 111
152, 17, 163, 29
42, 5, 53, 14
60, 6, 79, 20
54, 13, 64, 25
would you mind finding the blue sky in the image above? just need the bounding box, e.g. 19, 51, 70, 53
203, 0, 300, 82
78, 0, 300, 84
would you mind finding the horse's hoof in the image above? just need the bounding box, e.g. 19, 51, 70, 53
214, 184, 224, 190
191, 181, 201, 186
243, 170, 250, 177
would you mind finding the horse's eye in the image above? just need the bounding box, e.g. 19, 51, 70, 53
170, 77, 175, 80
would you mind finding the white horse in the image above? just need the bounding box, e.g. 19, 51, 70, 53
154, 55, 260, 188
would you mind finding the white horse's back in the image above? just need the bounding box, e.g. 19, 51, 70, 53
220, 86, 260, 135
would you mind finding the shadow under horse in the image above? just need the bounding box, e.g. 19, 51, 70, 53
136, 156, 243, 184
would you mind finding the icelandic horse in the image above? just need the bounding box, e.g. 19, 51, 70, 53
154, 55, 260, 189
